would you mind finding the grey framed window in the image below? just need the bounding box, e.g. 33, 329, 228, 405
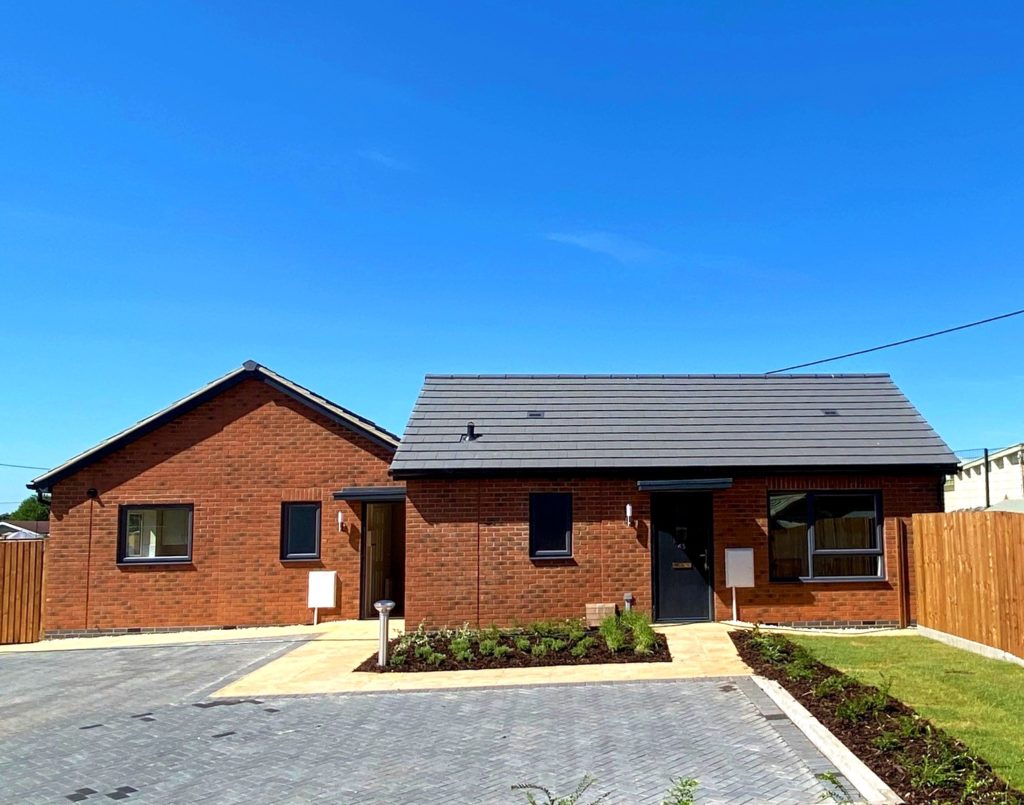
529, 493, 572, 558
281, 502, 321, 560
118, 504, 193, 564
768, 492, 883, 581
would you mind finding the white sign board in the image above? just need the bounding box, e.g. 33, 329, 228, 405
307, 570, 337, 608
724, 548, 755, 589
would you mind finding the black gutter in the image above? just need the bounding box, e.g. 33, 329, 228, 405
390, 462, 959, 481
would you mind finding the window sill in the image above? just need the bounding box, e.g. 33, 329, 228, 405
771, 576, 888, 584
280, 557, 323, 564
117, 559, 193, 567
530, 554, 574, 562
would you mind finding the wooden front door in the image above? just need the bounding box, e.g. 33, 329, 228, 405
361, 502, 405, 617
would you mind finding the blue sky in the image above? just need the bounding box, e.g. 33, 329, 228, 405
2, 2, 1023, 507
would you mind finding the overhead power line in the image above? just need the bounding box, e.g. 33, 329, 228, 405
0, 462, 49, 470
767, 307, 1024, 374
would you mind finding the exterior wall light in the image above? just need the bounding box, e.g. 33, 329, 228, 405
625, 503, 633, 527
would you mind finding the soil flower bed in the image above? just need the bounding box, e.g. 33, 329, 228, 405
356, 613, 671, 673
732, 628, 1024, 805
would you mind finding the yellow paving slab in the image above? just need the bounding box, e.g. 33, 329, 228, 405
215, 621, 750, 698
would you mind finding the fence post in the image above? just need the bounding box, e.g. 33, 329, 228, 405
896, 519, 911, 629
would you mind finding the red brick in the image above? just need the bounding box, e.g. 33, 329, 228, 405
404, 473, 942, 628
46, 379, 397, 631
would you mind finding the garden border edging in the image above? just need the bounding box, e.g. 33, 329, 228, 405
917, 625, 1024, 668
752, 675, 904, 805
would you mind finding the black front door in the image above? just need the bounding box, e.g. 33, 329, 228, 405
653, 492, 713, 621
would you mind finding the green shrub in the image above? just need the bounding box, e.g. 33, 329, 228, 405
784, 650, 816, 681
415, 644, 434, 661
529, 619, 573, 638
531, 642, 550, 658
835, 691, 883, 724
896, 715, 925, 740
515, 636, 532, 652
450, 636, 474, 663
571, 636, 596, 658
907, 740, 975, 790
814, 675, 853, 699
566, 620, 587, 643
633, 630, 658, 655
834, 675, 893, 724
479, 638, 499, 657
427, 650, 445, 667
748, 628, 790, 665
621, 612, 658, 655
619, 609, 649, 631
599, 615, 628, 652
479, 626, 502, 643
871, 731, 902, 752
540, 637, 567, 653
389, 652, 407, 668
400, 622, 432, 653
493, 645, 513, 659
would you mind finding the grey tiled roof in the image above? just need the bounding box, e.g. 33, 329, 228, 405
390, 374, 957, 475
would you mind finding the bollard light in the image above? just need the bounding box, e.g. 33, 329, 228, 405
374, 599, 396, 667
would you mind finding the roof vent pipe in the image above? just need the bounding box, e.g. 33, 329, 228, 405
466, 421, 477, 440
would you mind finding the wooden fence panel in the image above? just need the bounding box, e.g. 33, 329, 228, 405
912, 511, 1024, 659
0, 539, 45, 644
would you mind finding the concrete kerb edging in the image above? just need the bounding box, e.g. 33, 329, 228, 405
917, 625, 1024, 668
724, 620, 914, 638
752, 676, 903, 805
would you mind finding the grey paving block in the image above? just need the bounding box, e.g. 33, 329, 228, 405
0, 642, 851, 804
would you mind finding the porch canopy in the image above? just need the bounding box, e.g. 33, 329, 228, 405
332, 486, 406, 502
637, 479, 733, 492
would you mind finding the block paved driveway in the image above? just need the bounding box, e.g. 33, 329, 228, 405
0, 638, 851, 804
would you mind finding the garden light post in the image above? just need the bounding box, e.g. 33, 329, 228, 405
374, 599, 396, 667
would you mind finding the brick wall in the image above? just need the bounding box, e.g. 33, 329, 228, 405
46, 378, 397, 633
404, 472, 943, 628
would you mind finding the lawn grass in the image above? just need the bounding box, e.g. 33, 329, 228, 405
790, 633, 1024, 789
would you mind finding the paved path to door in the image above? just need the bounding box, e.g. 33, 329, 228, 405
0, 636, 850, 804
218, 621, 750, 697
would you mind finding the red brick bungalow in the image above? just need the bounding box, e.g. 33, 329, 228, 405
390, 374, 958, 628
30, 366, 957, 635
28, 362, 407, 636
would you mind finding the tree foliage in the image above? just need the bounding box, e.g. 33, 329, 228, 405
1, 495, 50, 522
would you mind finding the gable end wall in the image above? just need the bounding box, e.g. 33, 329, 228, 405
45, 378, 397, 633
